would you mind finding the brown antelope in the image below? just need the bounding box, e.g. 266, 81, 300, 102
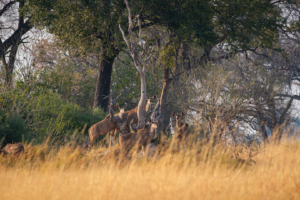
172, 112, 185, 128
88, 96, 155, 147
176, 123, 190, 148
0, 143, 24, 156
88, 104, 127, 147
119, 119, 161, 153
173, 112, 190, 149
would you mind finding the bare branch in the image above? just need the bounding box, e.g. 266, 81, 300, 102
169, 71, 185, 81
145, 45, 156, 62
119, 24, 131, 53
107, 89, 126, 105
279, 98, 293, 124
124, 0, 136, 51
138, 18, 143, 46
275, 94, 300, 101
0, 1, 15, 17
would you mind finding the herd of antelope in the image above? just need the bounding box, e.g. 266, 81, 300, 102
88, 96, 190, 154
0, 99, 190, 157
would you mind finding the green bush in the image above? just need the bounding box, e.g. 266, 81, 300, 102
0, 84, 106, 144
0, 110, 29, 146
28, 92, 106, 143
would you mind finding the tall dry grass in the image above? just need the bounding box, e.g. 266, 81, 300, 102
0, 137, 300, 200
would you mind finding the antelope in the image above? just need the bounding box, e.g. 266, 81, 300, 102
0, 143, 24, 156
176, 123, 190, 147
172, 112, 185, 128
88, 96, 155, 147
119, 119, 161, 153
88, 104, 127, 147
173, 112, 190, 149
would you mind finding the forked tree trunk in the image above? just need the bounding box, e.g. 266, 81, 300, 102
1, 1, 28, 86
93, 47, 119, 112
119, 0, 156, 126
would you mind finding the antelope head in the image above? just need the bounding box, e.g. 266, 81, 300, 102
147, 95, 156, 102
172, 112, 184, 121
116, 103, 127, 120
172, 112, 184, 128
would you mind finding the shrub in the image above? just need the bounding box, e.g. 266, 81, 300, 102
28, 92, 106, 143
0, 84, 106, 144
0, 110, 29, 146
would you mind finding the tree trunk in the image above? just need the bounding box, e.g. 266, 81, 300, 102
157, 67, 170, 133
2, 43, 19, 85
137, 70, 147, 126
1, 1, 28, 86
93, 48, 119, 112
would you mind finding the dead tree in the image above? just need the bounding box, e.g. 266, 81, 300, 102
119, 0, 156, 127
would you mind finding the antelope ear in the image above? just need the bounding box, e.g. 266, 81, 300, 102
153, 95, 157, 99
181, 112, 184, 116
157, 119, 161, 123
172, 111, 175, 116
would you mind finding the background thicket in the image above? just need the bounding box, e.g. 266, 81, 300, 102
1, 0, 300, 146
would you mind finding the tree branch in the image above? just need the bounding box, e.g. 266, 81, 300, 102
0, 1, 15, 17
276, 94, 300, 101
279, 98, 293, 124
0, 19, 32, 57
119, 24, 131, 52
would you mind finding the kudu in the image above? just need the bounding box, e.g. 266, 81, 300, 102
172, 112, 185, 129
88, 96, 155, 147
119, 119, 161, 153
173, 112, 190, 148
0, 143, 24, 156
108, 100, 161, 154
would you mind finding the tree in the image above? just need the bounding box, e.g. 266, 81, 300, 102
25, 0, 215, 111
26, 0, 293, 113
119, 0, 156, 126
0, 0, 32, 85
25, 0, 156, 111
31, 36, 100, 108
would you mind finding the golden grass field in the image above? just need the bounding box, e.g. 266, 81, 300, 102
0, 140, 300, 200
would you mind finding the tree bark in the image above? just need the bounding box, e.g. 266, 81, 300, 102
157, 67, 170, 133
0, 1, 30, 86
2, 43, 19, 85
137, 69, 147, 126
93, 47, 119, 112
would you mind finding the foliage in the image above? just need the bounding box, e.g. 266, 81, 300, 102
0, 110, 29, 146
28, 92, 106, 143
0, 77, 106, 144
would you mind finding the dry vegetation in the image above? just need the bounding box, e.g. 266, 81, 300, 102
0, 134, 300, 200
